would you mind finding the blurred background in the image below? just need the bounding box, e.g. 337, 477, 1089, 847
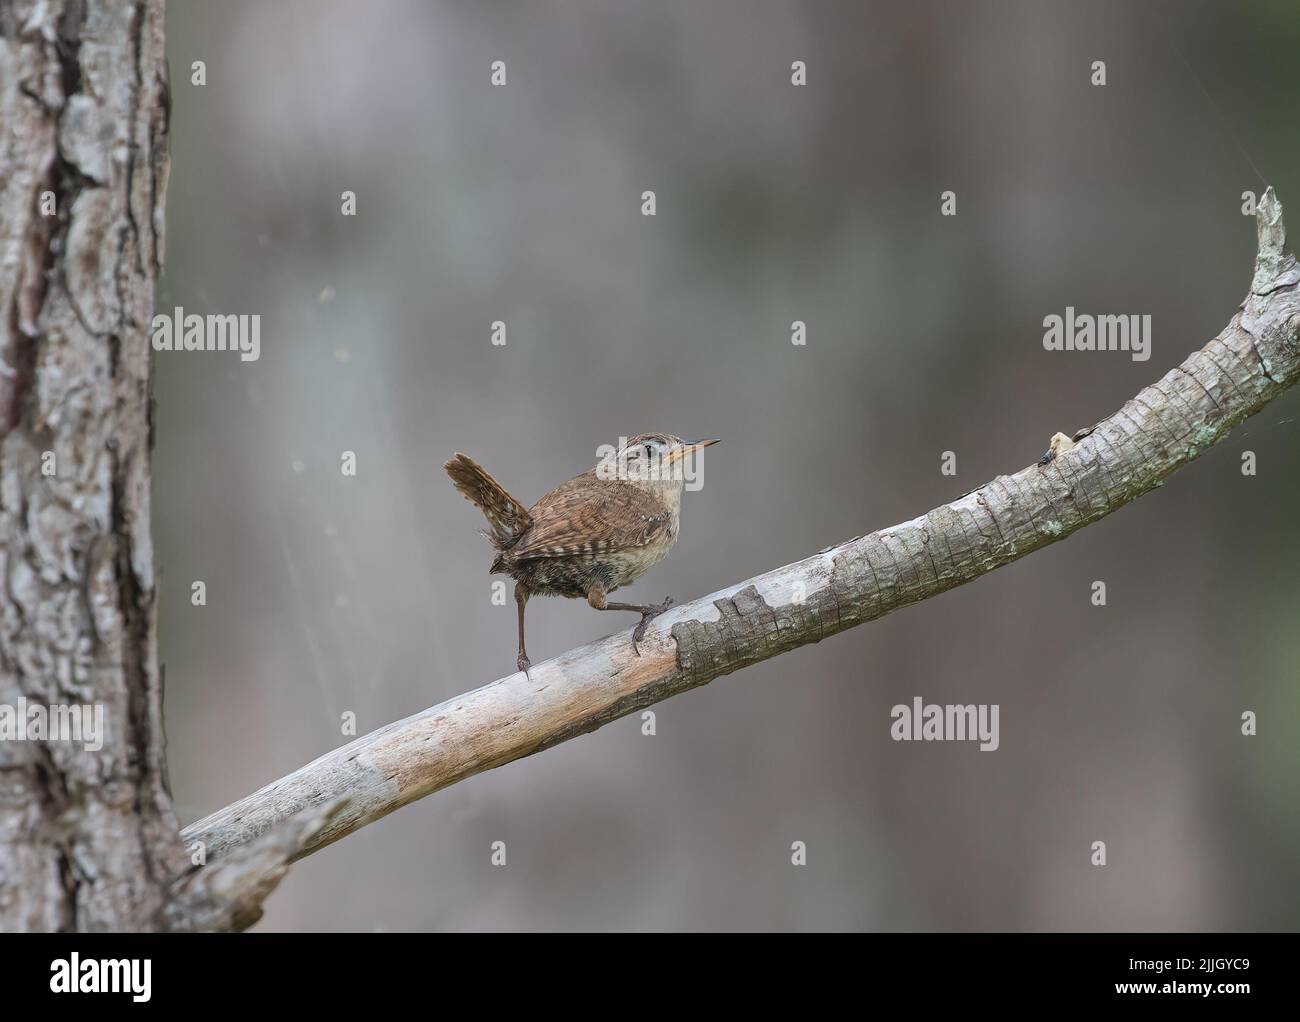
156, 0, 1300, 931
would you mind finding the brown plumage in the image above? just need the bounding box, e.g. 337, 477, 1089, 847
445, 433, 719, 673
444, 453, 532, 548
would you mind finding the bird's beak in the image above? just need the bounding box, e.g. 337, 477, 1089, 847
665, 438, 720, 463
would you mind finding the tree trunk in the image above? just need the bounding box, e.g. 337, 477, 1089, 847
0, 0, 451, 934
0, 0, 178, 932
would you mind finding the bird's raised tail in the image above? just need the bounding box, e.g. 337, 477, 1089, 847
444, 452, 533, 549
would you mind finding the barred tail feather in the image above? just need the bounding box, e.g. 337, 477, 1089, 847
443, 452, 532, 549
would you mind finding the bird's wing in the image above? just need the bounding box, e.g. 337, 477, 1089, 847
507, 474, 670, 560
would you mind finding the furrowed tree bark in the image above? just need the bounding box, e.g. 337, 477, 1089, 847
184, 189, 1300, 868
0, 0, 312, 933
0, 0, 176, 932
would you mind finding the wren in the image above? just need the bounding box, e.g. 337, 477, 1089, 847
445, 433, 719, 673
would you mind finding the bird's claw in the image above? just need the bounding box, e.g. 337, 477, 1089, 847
517, 653, 532, 676
631, 597, 677, 656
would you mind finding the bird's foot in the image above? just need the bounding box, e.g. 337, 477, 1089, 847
517, 652, 532, 676
631, 597, 677, 656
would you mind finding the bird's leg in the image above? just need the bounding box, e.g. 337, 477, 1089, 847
515, 582, 531, 674
587, 582, 676, 656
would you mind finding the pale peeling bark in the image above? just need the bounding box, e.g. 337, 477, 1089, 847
184, 190, 1300, 867
166, 799, 351, 932
0, 0, 312, 933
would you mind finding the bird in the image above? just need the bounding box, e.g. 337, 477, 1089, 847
444, 433, 720, 673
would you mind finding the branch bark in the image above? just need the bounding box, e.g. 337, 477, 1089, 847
183, 189, 1300, 867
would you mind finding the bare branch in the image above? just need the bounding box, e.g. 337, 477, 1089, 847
168, 799, 350, 932
183, 189, 1300, 867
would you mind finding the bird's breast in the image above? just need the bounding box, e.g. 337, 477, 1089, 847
607, 518, 678, 587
